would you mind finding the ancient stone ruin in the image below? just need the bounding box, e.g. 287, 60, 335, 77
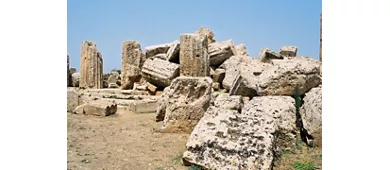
67, 26, 322, 170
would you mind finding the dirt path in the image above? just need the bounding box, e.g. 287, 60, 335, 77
67, 112, 190, 170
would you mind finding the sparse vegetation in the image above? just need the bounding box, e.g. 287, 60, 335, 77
111, 69, 121, 75
293, 161, 317, 170
188, 165, 202, 170
172, 153, 182, 164
81, 159, 90, 164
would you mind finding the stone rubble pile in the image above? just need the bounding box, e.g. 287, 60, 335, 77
67, 26, 322, 170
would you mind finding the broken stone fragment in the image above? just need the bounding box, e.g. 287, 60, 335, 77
280, 46, 298, 57
194, 26, 215, 44
235, 43, 248, 56
159, 77, 213, 133
258, 56, 322, 96
300, 87, 322, 147
212, 68, 226, 84
212, 82, 220, 91
182, 96, 297, 170
208, 40, 235, 66
220, 55, 253, 90
71, 72, 80, 87
67, 88, 80, 112
258, 48, 284, 63
166, 40, 180, 63
73, 100, 117, 117
141, 58, 180, 88
144, 42, 173, 59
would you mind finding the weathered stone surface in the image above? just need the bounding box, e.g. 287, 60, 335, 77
79, 41, 103, 89
220, 55, 253, 90
229, 62, 272, 98
183, 96, 296, 170
212, 82, 220, 91
194, 26, 215, 44
141, 58, 180, 87
242, 97, 250, 105
146, 82, 157, 93
179, 33, 209, 77
127, 99, 158, 114
166, 40, 180, 63
108, 83, 119, 88
145, 42, 173, 59
280, 46, 298, 57
71, 72, 80, 87
160, 77, 213, 133
121, 40, 144, 90
300, 87, 322, 147
213, 68, 226, 84
258, 56, 322, 96
67, 88, 80, 112
156, 87, 171, 121
213, 93, 243, 111
107, 73, 119, 84
151, 53, 167, 60
73, 100, 117, 117
210, 67, 215, 77
235, 44, 248, 56
258, 48, 284, 63
208, 40, 235, 66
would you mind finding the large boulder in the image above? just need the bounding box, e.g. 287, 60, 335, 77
155, 87, 171, 122
220, 55, 253, 90
300, 87, 322, 147
213, 93, 243, 111
141, 58, 180, 88
73, 100, 117, 117
183, 96, 297, 170
159, 77, 213, 133
257, 56, 322, 96
208, 40, 235, 66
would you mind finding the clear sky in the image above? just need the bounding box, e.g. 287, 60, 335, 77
67, 0, 322, 72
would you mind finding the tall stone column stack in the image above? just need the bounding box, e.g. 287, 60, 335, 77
121, 40, 144, 90
179, 33, 210, 77
79, 41, 103, 89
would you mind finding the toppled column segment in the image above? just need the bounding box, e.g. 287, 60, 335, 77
141, 58, 180, 88
280, 46, 298, 57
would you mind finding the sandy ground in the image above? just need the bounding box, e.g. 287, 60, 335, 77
67, 111, 321, 170
67, 112, 190, 170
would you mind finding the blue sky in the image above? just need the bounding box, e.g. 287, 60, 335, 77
68, 0, 322, 72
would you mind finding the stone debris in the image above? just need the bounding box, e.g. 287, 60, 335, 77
220, 55, 253, 90
183, 96, 296, 170
258, 48, 284, 63
67, 88, 80, 112
179, 33, 209, 77
208, 40, 235, 66
141, 58, 180, 88
159, 77, 213, 133
79, 41, 103, 89
71, 72, 80, 87
212, 68, 226, 84
145, 42, 173, 59
280, 46, 298, 57
212, 82, 220, 91
235, 44, 248, 56
194, 26, 215, 44
300, 87, 322, 147
73, 100, 117, 117
166, 40, 180, 63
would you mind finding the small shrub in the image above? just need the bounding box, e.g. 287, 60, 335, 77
188, 165, 202, 170
293, 161, 317, 170
172, 154, 182, 164
81, 159, 90, 163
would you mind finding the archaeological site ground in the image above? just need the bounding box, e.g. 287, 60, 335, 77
67, 25, 322, 170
